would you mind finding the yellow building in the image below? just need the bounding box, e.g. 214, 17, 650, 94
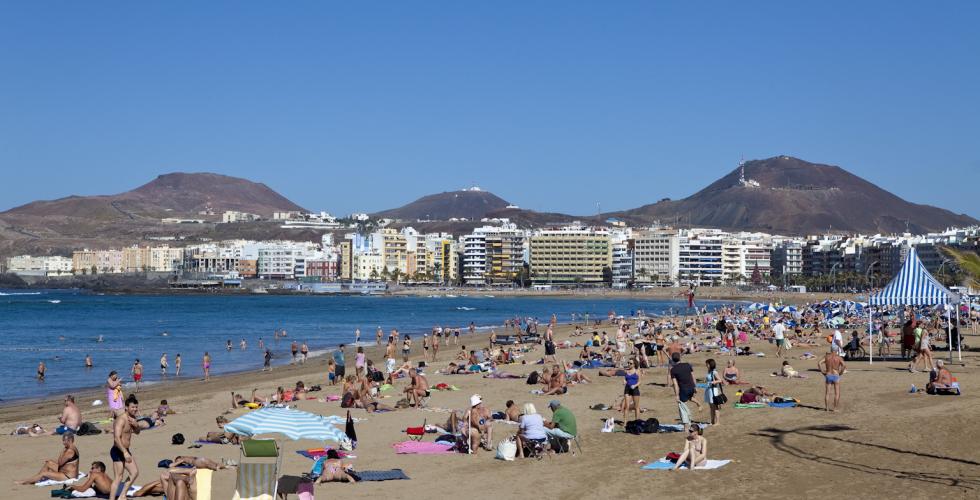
529, 227, 612, 284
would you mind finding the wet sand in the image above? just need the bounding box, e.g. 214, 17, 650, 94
3, 318, 979, 499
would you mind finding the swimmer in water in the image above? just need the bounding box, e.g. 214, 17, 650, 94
97, 335, 104, 343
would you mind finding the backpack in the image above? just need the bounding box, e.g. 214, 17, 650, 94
625, 419, 646, 435
526, 371, 539, 385
171, 433, 185, 445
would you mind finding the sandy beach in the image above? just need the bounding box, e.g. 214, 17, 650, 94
3, 316, 979, 500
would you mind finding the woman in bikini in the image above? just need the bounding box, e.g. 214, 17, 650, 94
673, 424, 707, 470
17, 433, 79, 484
722, 360, 741, 385
202, 352, 211, 381
316, 450, 355, 483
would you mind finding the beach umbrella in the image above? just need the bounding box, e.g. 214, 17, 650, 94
764, 304, 779, 313
780, 305, 797, 313
224, 407, 346, 442
747, 303, 764, 311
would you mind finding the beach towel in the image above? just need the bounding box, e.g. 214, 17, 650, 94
354, 469, 410, 481
296, 448, 354, 460
641, 459, 731, 470
734, 403, 766, 409
768, 402, 798, 408
35, 473, 86, 487
393, 441, 454, 454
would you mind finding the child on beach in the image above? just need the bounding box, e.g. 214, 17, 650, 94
328, 358, 337, 385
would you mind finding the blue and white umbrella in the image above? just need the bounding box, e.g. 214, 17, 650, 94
763, 304, 779, 313
747, 303, 765, 311
780, 305, 797, 313
224, 407, 346, 441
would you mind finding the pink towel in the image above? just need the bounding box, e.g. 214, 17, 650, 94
392, 441, 455, 454
297, 482, 315, 500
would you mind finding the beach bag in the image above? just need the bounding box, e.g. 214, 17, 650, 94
548, 435, 570, 453
496, 438, 517, 461
644, 418, 660, 433
77, 422, 102, 436
171, 433, 185, 445
625, 419, 647, 435
713, 388, 728, 405
526, 371, 539, 385
666, 452, 681, 463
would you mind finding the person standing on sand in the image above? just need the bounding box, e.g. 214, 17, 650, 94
772, 319, 786, 358
131, 359, 144, 392
202, 352, 211, 382
622, 362, 640, 423
160, 353, 168, 377
669, 352, 696, 432
818, 351, 846, 412
432, 334, 440, 361
174, 354, 181, 377
107, 371, 124, 418
108, 394, 141, 500
333, 345, 346, 380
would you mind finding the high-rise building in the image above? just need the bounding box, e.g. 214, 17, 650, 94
633, 228, 679, 285
677, 229, 725, 286
529, 225, 611, 284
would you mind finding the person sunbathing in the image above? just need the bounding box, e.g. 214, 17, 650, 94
672, 425, 707, 470
542, 365, 568, 395
10, 423, 46, 437
563, 362, 592, 384
927, 360, 956, 394
66, 461, 112, 496
197, 416, 240, 444
315, 450, 355, 483
773, 361, 807, 378
172, 456, 228, 470
723, 360, 742, 384
16, 433, 80, 484
442, 362, 468, 375
597, 368, 628, 377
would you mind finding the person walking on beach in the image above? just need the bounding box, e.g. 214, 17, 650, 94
202, 352, 211, 382
772, 319, 786, 358
131, 359, 143, 392
174, 353, 181, 377
432, 334, 440, 361
818, 350, 846, 412
37, 361, 46, 381
301, 342, 309, 364
160, 353, 168, 377
402, 335, 412, 357
108, 394, 140, 500
670, 353, 696, 432
290, 341, 299, 364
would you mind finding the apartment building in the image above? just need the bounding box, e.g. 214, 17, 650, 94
633, 228, 679, 285
677, 229, 724, 286
529, 225, 612, 284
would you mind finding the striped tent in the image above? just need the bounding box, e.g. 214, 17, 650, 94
224, 407, 346, 441
869, 248, 954, 306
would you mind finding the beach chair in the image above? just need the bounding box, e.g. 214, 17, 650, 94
195, 468, 213, 500
405, 418, 427, 441
233, 439, 281, 500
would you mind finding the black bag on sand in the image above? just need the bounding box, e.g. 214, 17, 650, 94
77, 422, 102, 436
526, 371, 539, 385
549, 435, 570, 453
643, 418, 660, 434
625, 419, 647, 435
171, 433, 185, 445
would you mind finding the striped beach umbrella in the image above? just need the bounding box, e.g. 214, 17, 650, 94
224, 407, 346, 441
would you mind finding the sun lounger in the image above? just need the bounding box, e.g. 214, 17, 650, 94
233, 439, 280, 500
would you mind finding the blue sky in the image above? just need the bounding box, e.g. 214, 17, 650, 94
1, 2, 978, 218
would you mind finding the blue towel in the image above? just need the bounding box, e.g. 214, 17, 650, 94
768, 402, 797, 408
355, 469, 410, 481
641, 461, 675, 470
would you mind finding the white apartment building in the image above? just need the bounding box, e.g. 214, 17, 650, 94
677, 229, 725, 286
222, 211, 261, 223
352, 253, 384, 280
722, 234, 773, 284
461, 225, 527, 285
461, 232, 488, 284
5, 255, 73, 276
633, 228, 679, 285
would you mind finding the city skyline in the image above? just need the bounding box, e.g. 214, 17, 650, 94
2, 2, 978, 217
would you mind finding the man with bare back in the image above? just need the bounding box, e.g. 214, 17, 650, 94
818, 351, 846, 412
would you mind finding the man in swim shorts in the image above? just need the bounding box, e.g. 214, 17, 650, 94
131, 359, 144, 392
818, 351, 846, 412
109, 394, 141, 500
51, 394, 81, 435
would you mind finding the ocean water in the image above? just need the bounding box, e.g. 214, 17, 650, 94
0, 289, 731, 402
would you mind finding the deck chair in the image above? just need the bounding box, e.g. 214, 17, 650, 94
233, 439, 281, 500
195, 468, 213, 500
405, 418, 427, 441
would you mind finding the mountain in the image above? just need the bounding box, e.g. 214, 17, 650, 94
4, 172, 305, 219
373, 189, 511, 221
0, 173, 307, 258
612, 156, 977, 234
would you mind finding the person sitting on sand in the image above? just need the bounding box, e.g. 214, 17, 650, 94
738, 386, 775, 404
504, 400, 521, 422
927, 360, 956, 394
67, 461, 113, 496
773, 360, 807, 379
16, 433, 80, 484
672, 424, 707, 470
315, 449, 355, 483
722, 360, 742, 384
563, 361, 592, 384
542, 365, 568, 395
404, 368, 429, 408
293, 381, 309, 400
